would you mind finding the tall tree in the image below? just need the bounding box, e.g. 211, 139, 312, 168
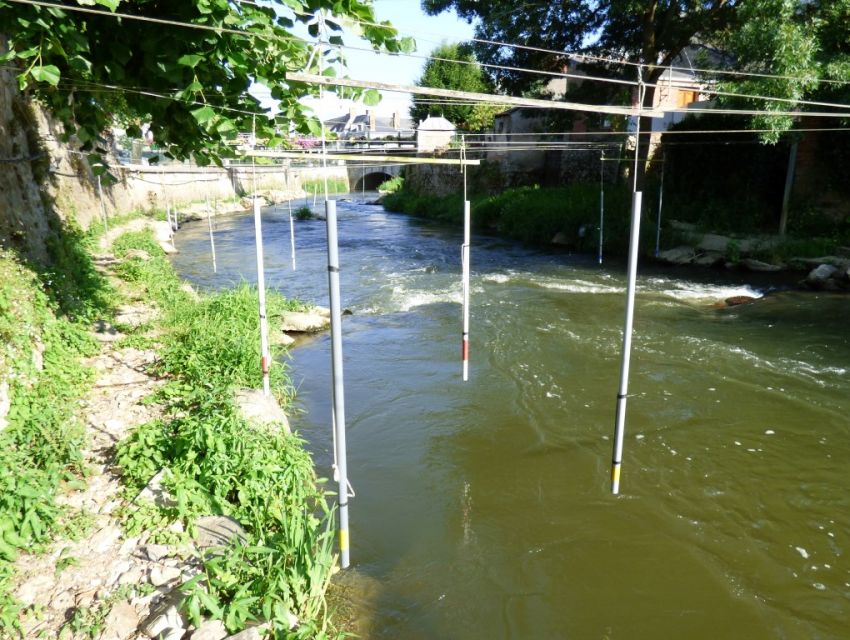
410, 42, 499, 131
717, 0, 850, 142
0, 0, 408, 166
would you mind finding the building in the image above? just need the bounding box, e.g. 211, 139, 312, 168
324, 107, 415, 141
416, 115, 456, 153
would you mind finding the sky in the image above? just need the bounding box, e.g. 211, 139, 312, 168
291, 0, 476, 121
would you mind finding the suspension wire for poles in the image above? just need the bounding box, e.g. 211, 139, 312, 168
611, 68, 646, 495
251, 114, 272, 397
317, 14, 352, 570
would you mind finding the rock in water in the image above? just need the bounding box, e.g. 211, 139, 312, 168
725, 296, 756, 307
657, 246, 695, 265
280, 310, 330, 333
551, 232, 570, 246
741, 258, 782, 272
806, 264, 839, 289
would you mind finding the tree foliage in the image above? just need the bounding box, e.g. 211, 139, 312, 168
423, 1, 737, 95
717, 0, 850, 142
410, 42, 497, 131
0, 0, 409, 167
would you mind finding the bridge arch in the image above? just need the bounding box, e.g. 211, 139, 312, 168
352, 171, 393, 192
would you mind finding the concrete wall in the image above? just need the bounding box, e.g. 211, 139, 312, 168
55, 163, 351, 225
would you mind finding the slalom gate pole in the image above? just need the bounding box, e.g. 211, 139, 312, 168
253, 198, 271, 397
655, 153, 665, 258
288, 199, 296, 270
460, 137, 471, 381
598, 151, 604, 265
462, 199, 471, 382
326, 194, 350, 568
611, 191, 642, 494
207, 196, 217, 273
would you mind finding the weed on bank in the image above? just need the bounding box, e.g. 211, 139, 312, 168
110, 232, 339, 638
0, 249, 106, 633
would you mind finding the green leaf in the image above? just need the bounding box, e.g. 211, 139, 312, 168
30, 64, 61, 86
94, 0, 120, 11
363, 89, 381, 106
400, 36, 416, 54
68, 55, 92, 74
191, 106, 217, 125
305, 118, 323, 137
196, 589, 224, 618
177, 54, 204, 69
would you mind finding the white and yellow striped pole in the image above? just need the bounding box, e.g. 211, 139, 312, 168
326, 192, 350, 567
611, 189, 642, 494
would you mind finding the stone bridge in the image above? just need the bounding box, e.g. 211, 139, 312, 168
346, 163, 403, 192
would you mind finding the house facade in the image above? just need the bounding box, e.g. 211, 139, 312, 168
324, 107, 415, 141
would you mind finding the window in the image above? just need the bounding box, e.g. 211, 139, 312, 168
677, 89, 698, 108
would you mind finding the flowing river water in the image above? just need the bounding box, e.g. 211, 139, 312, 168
171, 196, 849, 639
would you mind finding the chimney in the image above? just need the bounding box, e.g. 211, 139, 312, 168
391, 111, 400, 130
368, 109, 376, 131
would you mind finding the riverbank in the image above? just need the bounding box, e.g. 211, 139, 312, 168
0, 218, 343, 638
381, 184, 850, 291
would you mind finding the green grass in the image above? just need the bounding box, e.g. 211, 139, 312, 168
0, 250, 102, 633
301, 178, 349, 196
110, 232, 338, 637
383, 183, 639, 255
377, 175, 403, 193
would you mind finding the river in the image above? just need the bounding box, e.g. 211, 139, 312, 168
171, 196, 850, 639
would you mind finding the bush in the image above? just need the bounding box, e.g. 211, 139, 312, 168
293, 206, 313, 220
377, 175, 403, 193
384, 182, 638, 255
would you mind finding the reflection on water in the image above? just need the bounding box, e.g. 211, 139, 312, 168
171, 196, 850, 639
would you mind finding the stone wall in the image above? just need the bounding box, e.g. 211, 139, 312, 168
0, 34, 54, 264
